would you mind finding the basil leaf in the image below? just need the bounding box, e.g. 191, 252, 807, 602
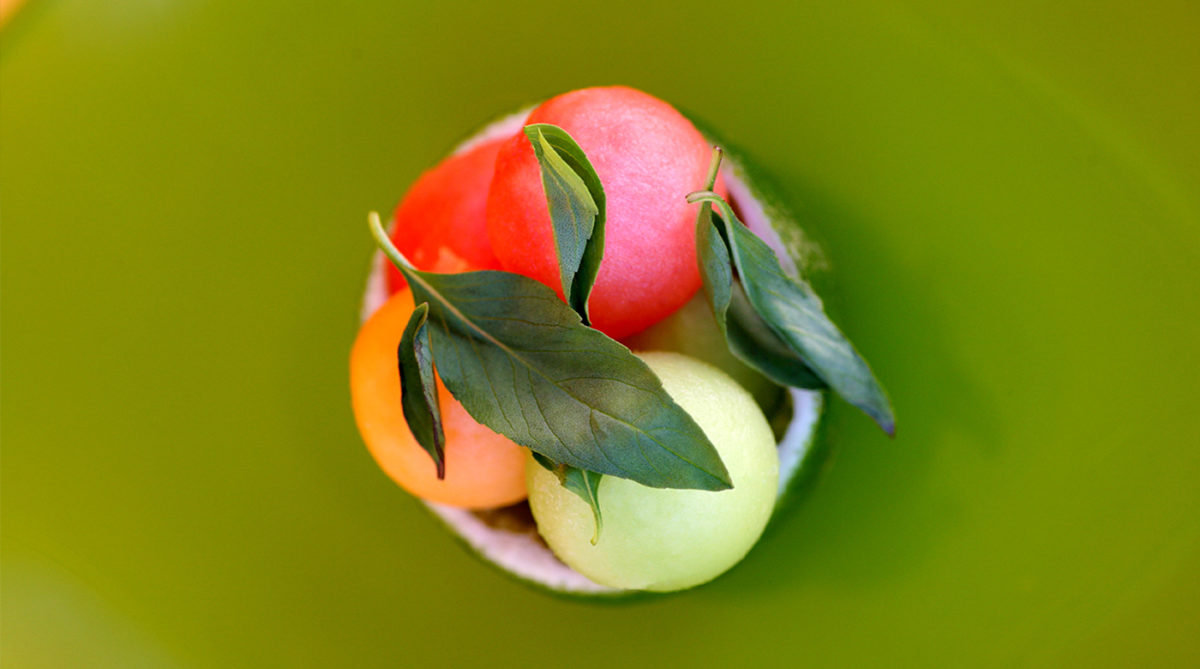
363, 210, 733, 490
524, 123, 606, 323
560, 466, 604, 545
691, 192, 896, 436
727, 284, 826, 389
698, 209, 826, 389
397, 302, 446, 478
535, 450, 609, 546
530, 451, 557, 473
532, 451, 604, 544
696, 195, 734, 330
408, 268, 729, 489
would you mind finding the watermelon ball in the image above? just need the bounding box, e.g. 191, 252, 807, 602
351, 288, 528, 509
385, 137, 507, 293
526, 352, 779, 591
486, 87, 724, 339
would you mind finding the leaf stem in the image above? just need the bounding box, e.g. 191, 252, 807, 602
688, 193, 741, 231
686, 190, 722, 205
368, 211, 418, 274
702, 146, 724, 191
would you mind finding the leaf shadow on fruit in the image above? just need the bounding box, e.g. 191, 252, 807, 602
705, 180, 1006, 599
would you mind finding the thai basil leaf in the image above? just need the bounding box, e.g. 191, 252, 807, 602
397, 302, 446, 477
367, 214, 731, 491
698, 209, 826, 389
561, 466, 604, 545
691, 191, 896, 436
530, 451, 557, 473
524, 123, 606, 323
727, 285, 826, 389
532, 451, 604, 544
409, 269, 730, 489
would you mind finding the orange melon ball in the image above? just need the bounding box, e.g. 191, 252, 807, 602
351, 288, 528, 508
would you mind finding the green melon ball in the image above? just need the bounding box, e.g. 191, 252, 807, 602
526, 351, 779, 592
624, 293, 782, 413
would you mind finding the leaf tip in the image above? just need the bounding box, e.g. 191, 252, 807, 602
522, 122, 545, 141
588, 505, 602, 545
589, 504, 602, 545
707, 468, 735, 492
874, 403, 897, 439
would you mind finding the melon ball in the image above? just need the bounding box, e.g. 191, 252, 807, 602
526, 352, 778, 591
351, 289, 528, 509
385, 137, 506, 293
486, 86, 724, 339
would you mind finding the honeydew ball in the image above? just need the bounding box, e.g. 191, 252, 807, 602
526, 352, 779, 591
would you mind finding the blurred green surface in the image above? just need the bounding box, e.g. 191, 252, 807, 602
2, 0, 1197, 666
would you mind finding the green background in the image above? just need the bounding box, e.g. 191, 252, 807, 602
3, 0, 1197, 666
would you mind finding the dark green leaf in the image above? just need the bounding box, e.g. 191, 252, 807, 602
696, 196, 734, 332
530, 451, 557, 472
698, 209, 826, 389
524, 123, 606, 323
397, 302, 446, 478
692, 192, 896, 436
385, 263, 731, 491
728, 281, 827, 389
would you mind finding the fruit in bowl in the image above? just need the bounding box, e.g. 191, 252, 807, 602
351, 286, 527, 509
350, 86, 893, 595
486, 87, 726, 339
526, 351, 779, 592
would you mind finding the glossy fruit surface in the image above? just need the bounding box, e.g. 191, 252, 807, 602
526, 352, 778, 591
385, 138, 506, 293
351, 288, 527, 508
486, 86, 723, 339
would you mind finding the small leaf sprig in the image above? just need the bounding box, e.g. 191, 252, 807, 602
524, 124, 606, 324
397, 302, 445, 478
689, 148, 895, 436
531, 452, 604, 544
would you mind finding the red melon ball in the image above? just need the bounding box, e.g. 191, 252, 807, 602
386, 137, 507, 293
485, 86, 723, 339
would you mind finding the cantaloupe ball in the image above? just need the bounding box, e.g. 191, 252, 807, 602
486, 87, 724, 339
526, 352, 778, 591
351, 289, 527, 508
